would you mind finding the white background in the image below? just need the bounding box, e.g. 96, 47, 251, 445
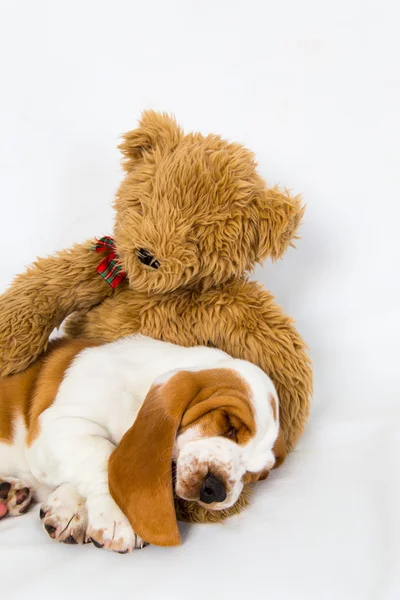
0, 1, 399, 598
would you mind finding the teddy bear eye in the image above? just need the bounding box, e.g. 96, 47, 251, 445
136, 248, 160, 269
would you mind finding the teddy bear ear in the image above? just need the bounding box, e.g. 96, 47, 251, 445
119, 110, 183, 171
256, 186, 305, 262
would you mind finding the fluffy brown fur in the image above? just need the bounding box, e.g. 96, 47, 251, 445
0, 111, 312, 524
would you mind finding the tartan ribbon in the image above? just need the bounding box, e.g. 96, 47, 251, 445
92, 236, 126, 288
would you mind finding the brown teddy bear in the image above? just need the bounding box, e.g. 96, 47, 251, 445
0, 110, 312, 523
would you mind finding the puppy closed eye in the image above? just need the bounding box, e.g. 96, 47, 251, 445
223, 427, 237, 442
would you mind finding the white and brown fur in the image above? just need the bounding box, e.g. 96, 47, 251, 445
0, 335, 285, 551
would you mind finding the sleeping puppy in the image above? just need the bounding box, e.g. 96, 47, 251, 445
0, 335, 286, 551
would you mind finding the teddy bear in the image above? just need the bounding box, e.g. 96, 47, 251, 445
0, 110, 312, 523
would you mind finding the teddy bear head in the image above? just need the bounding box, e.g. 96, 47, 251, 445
113, 111, 304, 294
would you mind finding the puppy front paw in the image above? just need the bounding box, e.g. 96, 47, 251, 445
40, 483, 88, 544
86, 496, 147, 553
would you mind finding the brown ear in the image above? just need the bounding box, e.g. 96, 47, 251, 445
108, 381, 184, 546
119, 110, 183, 171
242, 428, 287, 485
272, 428, 287, 468
108, 370, 208, 546
256, 186, 305, 261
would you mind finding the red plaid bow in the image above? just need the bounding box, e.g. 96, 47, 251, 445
92, 236, 126, 288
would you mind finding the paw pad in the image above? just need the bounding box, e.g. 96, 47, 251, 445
0, 478, 33, 517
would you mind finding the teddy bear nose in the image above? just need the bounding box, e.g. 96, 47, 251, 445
136, 248, 160, 269
199, 474, 227, 504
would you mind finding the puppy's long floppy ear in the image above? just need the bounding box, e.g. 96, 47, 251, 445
242, 428, 287, 485
108, 378, 185, 547
108, 369, 254, 546
272, 427, 287, 468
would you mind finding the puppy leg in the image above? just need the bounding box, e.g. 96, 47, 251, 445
40, 483, 88, 544
28, 419, 145, 552
0, 476, 33, 517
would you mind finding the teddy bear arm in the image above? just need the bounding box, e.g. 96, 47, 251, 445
208, 283, 312, 451
0, 241, 114, 376
64, 287, 142, 342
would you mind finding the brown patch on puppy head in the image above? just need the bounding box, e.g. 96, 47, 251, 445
108, 368, 255, 547
178, 369, 255, 445
113, 111, 305, 295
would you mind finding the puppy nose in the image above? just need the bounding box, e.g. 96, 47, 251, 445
136, 248, 160, 269
200, 474, 227, 504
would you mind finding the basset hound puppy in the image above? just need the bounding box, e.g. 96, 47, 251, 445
0, 335, 286, 551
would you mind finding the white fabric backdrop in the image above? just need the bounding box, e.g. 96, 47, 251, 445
1, 1, 399, 598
